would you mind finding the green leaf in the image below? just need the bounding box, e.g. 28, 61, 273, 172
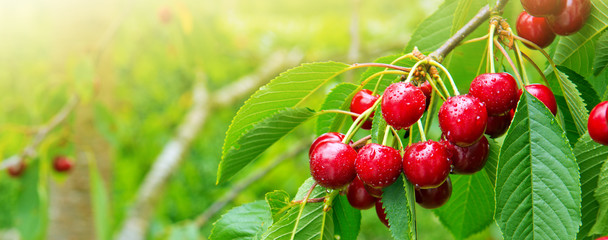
495, 91, 581, 240
219, 62, 350, 183
573, 133, 608, 239
405, 0, 460, 53
556, 95, 582, 145
15, 160, 46, 240
557, 66, 601, 112
90, 160, 111, 240
371, 107, 388, 144
316, 83, 358, 135
483, 138, 500, 188
165, 223, 199, 240
591, 158, 608, 235
593, 30, 608, 76
359, 54, 414, 92
547, 66, 590, 135
382, 175, 415, 240
265, 190, 293, 223
435, 171, 495, 239
210, 201, 273, 240
332, 195, 361, 240
552, 0, 608, 77
262, 178, 333, 240
218, 107, 316, 183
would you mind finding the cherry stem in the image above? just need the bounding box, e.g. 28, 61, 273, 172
351, 135, 371, 149
493, 39, 525, 89
363, 70, 410, 95
349, 63, 412, 72
323, 189, 340, 212
512, 35, 567, 87
381, 125, 391, 146
372, 53, 419, 94
416, 120, 427, 141
488, 24, 496, 74
318, 109, 361, 118
512, 36, 530, 85
403, 59, 427, 84
424, 85, 436, 136
520, 51, 550, 86
425, 73, 447, 101
343, 95, 383, 144
390, 126, 405, 154
458, 34, 489, 46
291, 182, 318, 240
429, 60, 459, 95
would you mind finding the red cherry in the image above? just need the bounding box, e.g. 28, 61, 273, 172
375, 198, 389, 227
438, 95, 488, 146
547, 0, 591, 36
347, 177, 377, 210
588, 101, 608, 145
485, 113, 512, 138
403, 141, 451, 188
518, 84, 558, 116
355, 143, 402, 189
53, 156, 73, 172
419, 81, 433, 110
350, 89, 379, 130
415, 177, 452, 209
596, 237, 608, 240
381, 82, 426, 130
364, 184, 384, 198
469, 73, 519, 116
520, 0, 563, 16
516, 11, 556, 49
309, 141, 358, 189
309, 132, 347, 157
7, 161, 26, 178
442, 136, 489, 174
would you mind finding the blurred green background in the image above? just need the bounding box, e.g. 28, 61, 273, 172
0, 0, 517, 239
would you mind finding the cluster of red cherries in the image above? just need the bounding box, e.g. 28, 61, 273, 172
7, 156, 73, 178
308, 68, 563, 226
516, 0, 590, 48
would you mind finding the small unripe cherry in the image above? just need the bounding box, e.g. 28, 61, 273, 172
347, 177, 377, 210
485, 114, 512, 138
350, 89, 379, 130
518, 84, 558, 116
438, 95, 488, 146
309, 132, 347, 157
375, 198, 389, 227
7, 161, 26, 178
516, 11, 556, 49
469, 73, 519, 116
588, 101, 608, 145
415, 177, 452, 209
442, 136, 489, 174
355, 143, 402, 189
403, 140, 451, 189
381, 82, 426, 130
53, 156, 73, 172
309, 141, 358, 189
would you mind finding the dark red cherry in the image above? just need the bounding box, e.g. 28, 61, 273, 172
469, 73, 519, 116
381, 82, 426, 130
518, 84, 558, 116
516, 11, 556, 49
375, 198, 389, 227
309, 141, 358, 189
403, 141, 451, 189
438, 95, 488, 146
355, 143, 402, 189
364, 184, 384, 198
419, 81, 433, 110
485, 113, 512, 138
520, 0, 563, 16
350, 89, 379, 130
7, 161, 26, 178
443, 136, 489, 174
347, 177, 377, 210
309, 132, 347, 157
547, 0, 591, 36
53, 156, 73, 172
588, 101, 608, 145
415, 177, 452, 209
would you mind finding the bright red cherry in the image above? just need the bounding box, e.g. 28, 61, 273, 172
7, 161, 26, 178
350, 89, 379, 130
485, 114, 512, 138
469, 73, 519, 116
518, 84, 558, 116
347, 177, 377, 210
588, 101, 608, 145
355, 143, 402, 189
375, 198, 389, 227
520, 0, 563, 16
596, 237, 608, 240
364, 184, 383, 198
415, 177, 452, 209
310, 141, 358, 189
547, 0, 591, 36
53, 156, 73, 172
443, 136, 489, 174
438, 95, 488, 146
309, 132, 347, 157
419, 81, 433, 110
381, 82, 426, 130
403, 141, 451, 189
516, 11, 556, 49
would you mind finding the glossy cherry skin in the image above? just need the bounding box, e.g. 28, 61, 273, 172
588, 101, 608, 145
375, 198, 389, 227
309, 141, 358, 189
485, 113, 511, 138
53, 156, 73, 172
7, 161, 26, 178
415, 177, 452, 209
381, 82, 426, 130
521, 0, 563, 16
309, 132, 347, 157
438, 95, 488, 146
350, 89, 379, 130
403, 141, 451, 189
516, 11, 556, 49
469, 73, 519, 116
355, 143, 403, 189
547, 0, 591, 36
347, 177, 377, 210
443, 136, 489, 174
364, 184, 384, 198
518, 84, 558, 116
419, 81, 433, 110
